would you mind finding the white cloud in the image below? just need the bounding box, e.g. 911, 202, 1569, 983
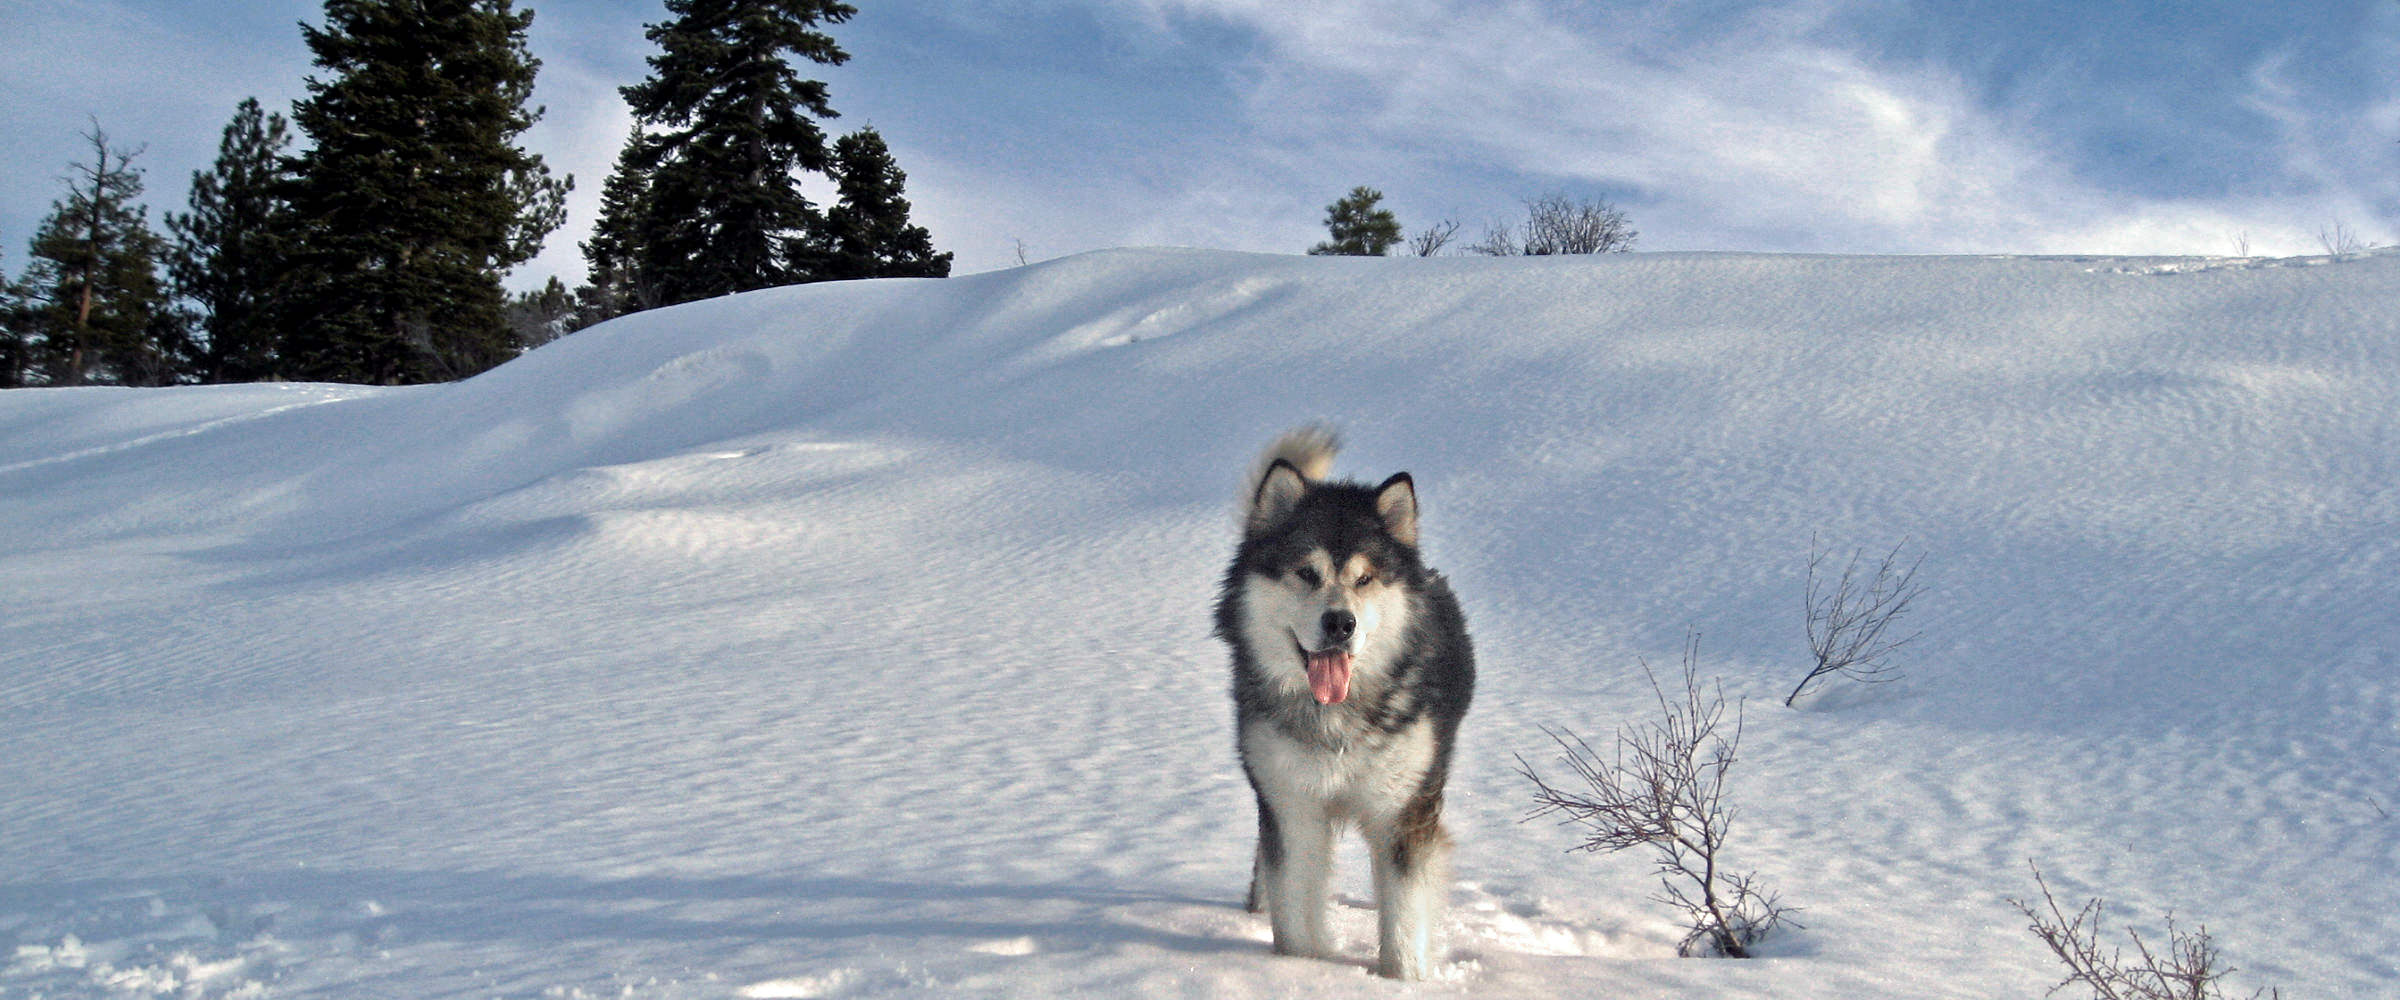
513, 54, 639, 291
11, 0, 2395, 297
1125, 0, 2399, 256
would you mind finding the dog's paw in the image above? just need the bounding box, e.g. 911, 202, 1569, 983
1375, 950, 1432, 980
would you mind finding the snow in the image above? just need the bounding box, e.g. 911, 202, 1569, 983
2, 247, 2395, 998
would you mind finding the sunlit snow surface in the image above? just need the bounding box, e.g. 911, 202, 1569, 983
3, 249, 2395, 997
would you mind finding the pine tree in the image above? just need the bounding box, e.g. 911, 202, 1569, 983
615, 0, 857, 306
1, 246, 28, 389
816, 127, 952, 280
1308, 186, 1403, 257
167, 98, 296, 383
575, 128, 656, 325
19, 125, 183, 386
281, 0, 569, 384
505, 275, 573, 350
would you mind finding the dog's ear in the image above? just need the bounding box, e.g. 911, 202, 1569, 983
1249, 458, 1310, 533
1375, 472, 1419, 547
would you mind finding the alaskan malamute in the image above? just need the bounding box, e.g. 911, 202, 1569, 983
1214, 427, 1476, 980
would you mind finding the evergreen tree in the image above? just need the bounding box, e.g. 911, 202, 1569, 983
167, 98, 296, 383
575, 128, 656, 325
816, 127, 952, 280
504, 275, 574, 350
281, 0, 569, 384
615, 0, 856, 306
19, 125, 182, 386
1308, 186, 1403, 257
0, 246, 27, 389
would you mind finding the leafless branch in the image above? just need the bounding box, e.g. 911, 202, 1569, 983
1407, 218, 1462, 257
1517, 632, 1795, 957
1518, 193, 1637, 255
1788, 535, 1926, 707
2317, 221, 2364, 257
1467, 220, 1518, 257
2011, 863, 2280, 1000
1467, 194, 1637, 256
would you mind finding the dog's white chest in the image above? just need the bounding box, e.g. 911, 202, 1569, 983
1242, 717, 1437, 819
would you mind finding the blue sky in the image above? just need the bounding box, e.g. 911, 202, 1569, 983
3, 0, 2396, 290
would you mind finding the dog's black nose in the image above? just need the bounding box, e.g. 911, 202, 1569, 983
1321, 609, 1357, 644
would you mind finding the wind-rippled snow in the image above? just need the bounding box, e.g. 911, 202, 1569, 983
2, 248, 2394, 997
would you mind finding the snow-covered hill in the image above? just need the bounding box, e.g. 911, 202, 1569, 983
3, 248, 2395, 998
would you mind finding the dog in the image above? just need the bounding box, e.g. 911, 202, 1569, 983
1214, 427, 1475, 980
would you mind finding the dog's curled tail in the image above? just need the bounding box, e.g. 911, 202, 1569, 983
1241, 425, 1339, 520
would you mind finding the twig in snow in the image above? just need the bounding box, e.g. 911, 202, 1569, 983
2010, 862, 2281, 1000
1517, 631, 1796, 957
1787, 535, 1926, 707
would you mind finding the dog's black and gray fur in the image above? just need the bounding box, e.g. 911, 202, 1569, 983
1213, 427, 1475, 980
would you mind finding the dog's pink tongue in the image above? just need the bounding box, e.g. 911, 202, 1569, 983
1307, 650, 1353, 705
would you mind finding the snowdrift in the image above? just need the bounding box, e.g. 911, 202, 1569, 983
2, 248, 2395, 998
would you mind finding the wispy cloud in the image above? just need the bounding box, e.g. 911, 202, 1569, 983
1126, 0, 2400, 257
6, 1, 2395, 289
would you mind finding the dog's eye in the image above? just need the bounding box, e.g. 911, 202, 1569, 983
1356, 572, 1376, 587
1293, 567, 1322, 587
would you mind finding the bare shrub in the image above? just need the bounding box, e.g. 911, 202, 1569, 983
1470, 193, 1638, 256
1466, 224, 1513, 256
1517, 632, 1794, 957
1407, 218, 1462, 257
2316, 221, 2364, 257
1787, 536, 1926, 707
2012, 864, 2281, 1000
1520, 193, 1638, 255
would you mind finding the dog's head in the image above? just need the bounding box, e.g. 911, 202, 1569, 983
1235, 457, 1425, 706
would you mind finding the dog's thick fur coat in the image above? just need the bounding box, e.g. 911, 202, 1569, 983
1214, 428, 1476, 980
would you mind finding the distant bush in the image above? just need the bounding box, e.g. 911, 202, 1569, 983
1407, 218, 1462, 257
1471, 193, 1637, 256
2316, 221, 2367, 257
1517, 632, 1794, 957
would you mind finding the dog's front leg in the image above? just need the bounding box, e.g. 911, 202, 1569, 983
1245, 839, 1268, 914
1263, 802, 1335, 960
1368, 806, 1450, 980
1245, 787, 1277, 913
